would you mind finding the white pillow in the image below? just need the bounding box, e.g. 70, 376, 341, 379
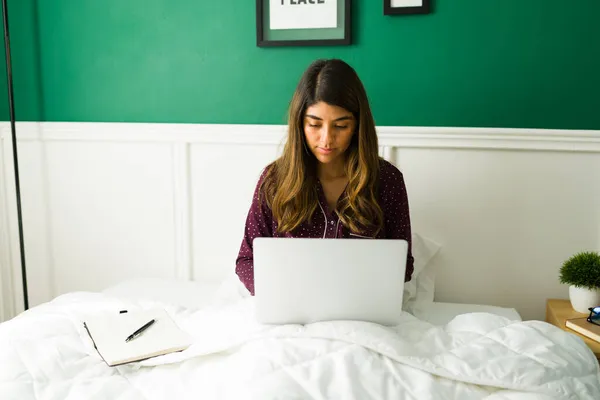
403, 233, 441, 314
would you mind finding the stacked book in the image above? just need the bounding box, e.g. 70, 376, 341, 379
566, 318, 600, 343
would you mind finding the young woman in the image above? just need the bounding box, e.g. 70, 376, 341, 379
236, 58, 414, 295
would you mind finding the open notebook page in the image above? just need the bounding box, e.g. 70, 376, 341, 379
84, 308, 191, 367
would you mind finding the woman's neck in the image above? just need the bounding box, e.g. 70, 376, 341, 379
317, 159, 346, 181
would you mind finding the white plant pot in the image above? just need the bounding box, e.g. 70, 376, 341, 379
569, 285, 600, 313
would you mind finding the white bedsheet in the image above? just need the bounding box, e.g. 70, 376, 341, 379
1, 290, 599, 399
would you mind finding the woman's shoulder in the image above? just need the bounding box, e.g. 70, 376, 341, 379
378, 158, 404, 184
376, 158, 408, 206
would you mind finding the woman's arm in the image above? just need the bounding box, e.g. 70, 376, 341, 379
235, 169, 274, 295
380, 162, 414, 282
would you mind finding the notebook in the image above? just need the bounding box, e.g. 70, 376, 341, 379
565, 317, 600, 343
83, 308, 192, 367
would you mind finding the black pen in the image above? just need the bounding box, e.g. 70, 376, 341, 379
125, 319, 155, 343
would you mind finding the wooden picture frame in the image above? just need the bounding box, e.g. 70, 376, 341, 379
384, 0, 431, 16
256, 0, 351, 47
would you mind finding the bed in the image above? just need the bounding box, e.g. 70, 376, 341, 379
2, 242, 600, 399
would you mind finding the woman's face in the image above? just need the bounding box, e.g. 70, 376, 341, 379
303, 101, 356, 166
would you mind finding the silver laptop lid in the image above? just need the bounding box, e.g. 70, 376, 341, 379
253, 238, 408, 326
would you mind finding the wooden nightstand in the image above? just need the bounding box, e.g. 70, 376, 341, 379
546, 299, 600, 361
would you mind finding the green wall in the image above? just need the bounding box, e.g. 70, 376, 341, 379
2, 0, 599, 129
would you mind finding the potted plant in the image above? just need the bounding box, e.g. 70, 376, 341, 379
559, 251, 600, 313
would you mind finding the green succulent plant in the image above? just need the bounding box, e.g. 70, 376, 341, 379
559, 251, 600, 290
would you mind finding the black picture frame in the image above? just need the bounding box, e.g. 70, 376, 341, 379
384, 0, 431, 16
256, 0, 351, 47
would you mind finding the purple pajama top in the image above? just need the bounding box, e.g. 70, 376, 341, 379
236, 159, 414, 295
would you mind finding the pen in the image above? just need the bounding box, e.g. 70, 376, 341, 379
125, 319, 155, 343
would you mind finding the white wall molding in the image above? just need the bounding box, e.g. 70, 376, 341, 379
1, 122, 600, 152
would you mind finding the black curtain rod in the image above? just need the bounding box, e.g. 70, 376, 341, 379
2, 0, 29, 311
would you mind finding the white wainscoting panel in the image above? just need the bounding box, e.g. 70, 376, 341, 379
43, 140, 179, 296
1, 122, 600, 322
14, 140, 54, 309
190, 142, 280, 282
396, 148, 600, 320
172, 143, 192, 281
0, 135, 16, 321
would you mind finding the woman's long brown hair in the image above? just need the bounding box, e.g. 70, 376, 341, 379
260, 59, 383, 235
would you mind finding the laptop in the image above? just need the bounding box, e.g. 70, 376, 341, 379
253, 238, 408, 326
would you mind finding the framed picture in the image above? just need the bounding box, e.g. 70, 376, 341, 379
384, 0, 431, 16
256, 0, 351, 47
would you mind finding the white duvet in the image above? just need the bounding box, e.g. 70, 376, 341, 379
1, 291, 599, 400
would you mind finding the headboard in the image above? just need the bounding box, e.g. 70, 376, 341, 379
1, 122, 599, 321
